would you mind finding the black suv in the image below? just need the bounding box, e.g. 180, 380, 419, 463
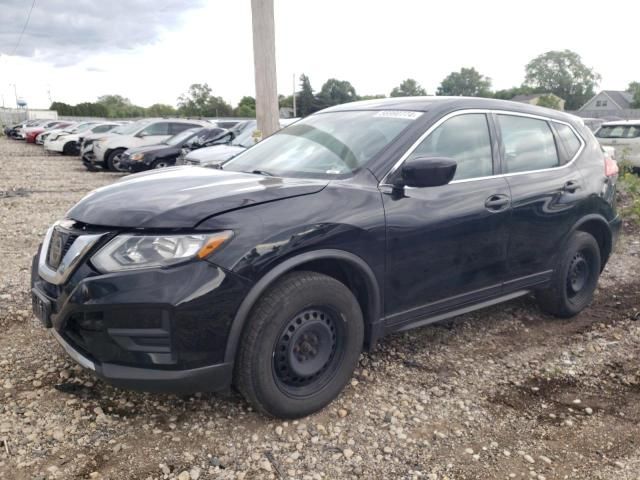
31, 97, 620, 418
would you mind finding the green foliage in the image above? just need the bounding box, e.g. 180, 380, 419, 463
359, 94, 386, 100
628, 82, 640, 108
436, 67, 492, 97
177, 83, 232, 117
492, 86, 538, 100
296, 74, 320, 116
96, 94, 145, 117
536, 94, 561, 110
316, 78, 358, 109
524, 50, 600, 110
234, 96, 256, 117
390, 78, 426, 97
619, 169, 640, 225
146, 103, 177, 117
49, 101, 108, 117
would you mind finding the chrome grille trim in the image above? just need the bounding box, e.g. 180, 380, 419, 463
38, 222, 104, 285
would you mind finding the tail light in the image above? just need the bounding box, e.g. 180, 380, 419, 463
604, 157, 619, 177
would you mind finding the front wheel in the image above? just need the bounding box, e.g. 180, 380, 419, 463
106, 148, 126, 171
62, 141, 77, 155
235, 271, 364, 418
536, 231, 601, 318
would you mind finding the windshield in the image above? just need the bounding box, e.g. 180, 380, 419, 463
596, 124, 640, 139
164, 128, 201, 146
223, 110, 419, 177
230, 121, 258, 148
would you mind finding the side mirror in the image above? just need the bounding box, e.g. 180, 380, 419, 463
395, 156, 457, 188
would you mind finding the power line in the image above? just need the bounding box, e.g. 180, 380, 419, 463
11, 0, 37, 57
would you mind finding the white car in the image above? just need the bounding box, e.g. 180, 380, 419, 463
595, 120, 640, 167
37, 122, 82, 146
183, 118, 299, 168
92, 118, 210, 171
44, 122, 119, 155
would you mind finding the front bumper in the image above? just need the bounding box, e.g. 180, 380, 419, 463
44, 138, 67, 153
51, 328, 233, 392
32, 230, 251, 393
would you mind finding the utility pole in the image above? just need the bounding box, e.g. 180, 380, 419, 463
292, 73, 297, 117
251, 0, 279, 138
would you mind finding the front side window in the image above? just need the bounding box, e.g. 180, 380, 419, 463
139, 122, 170, 136
407, 114, 493, 181
223, 111, 418, 178
498, 115, 559, 173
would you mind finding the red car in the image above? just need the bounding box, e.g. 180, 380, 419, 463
24, 121, 73, 143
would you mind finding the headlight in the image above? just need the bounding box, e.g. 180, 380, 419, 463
91, 231, 233, 273
129, 153, 145, 161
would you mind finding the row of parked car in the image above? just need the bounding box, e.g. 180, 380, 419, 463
4, 116, 300, 173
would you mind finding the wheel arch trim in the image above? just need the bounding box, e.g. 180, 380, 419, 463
566, 213, 614, 269
223, 249, 382, 365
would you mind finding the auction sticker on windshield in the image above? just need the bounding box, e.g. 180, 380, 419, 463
373, 111, 422, 120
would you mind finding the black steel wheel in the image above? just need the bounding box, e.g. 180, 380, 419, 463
235, 271, 364, 418
536, 231, 601, 318
273, 307, 345, 397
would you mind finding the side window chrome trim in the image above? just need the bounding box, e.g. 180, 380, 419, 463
379, 109, 586, 186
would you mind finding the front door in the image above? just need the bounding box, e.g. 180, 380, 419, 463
382, 113, 511, 328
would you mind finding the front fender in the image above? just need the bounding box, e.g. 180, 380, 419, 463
220, 248, 382, 364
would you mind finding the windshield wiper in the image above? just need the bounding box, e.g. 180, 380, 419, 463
249, 169, 275, 177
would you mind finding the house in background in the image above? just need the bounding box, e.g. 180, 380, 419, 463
577, 90, 636, 119
512, 93, 565, 111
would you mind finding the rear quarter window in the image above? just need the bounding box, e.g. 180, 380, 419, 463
554, 123, 582, 160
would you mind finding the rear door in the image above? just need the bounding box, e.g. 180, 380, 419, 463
497, 113, 586, 289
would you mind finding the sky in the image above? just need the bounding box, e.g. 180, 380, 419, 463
0, 0, 639, 110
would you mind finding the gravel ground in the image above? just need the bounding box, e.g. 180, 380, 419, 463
1, 137, 639, 480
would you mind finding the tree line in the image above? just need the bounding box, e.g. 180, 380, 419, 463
49, 50, 640, 119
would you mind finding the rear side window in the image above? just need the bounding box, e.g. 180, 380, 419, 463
92, 125, 113, 133
498, 115, 559, 173
408, 113, 493, 181
555, 123, 582, 159
140, 122, 170, 136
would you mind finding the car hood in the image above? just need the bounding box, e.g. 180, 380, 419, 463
126, 143, 178, 156
66, 167, 328, 228
185, 145, 246, 163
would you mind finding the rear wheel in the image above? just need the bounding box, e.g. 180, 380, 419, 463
536, 231, 601, 318
235, 271, 364, 418
106, 148, 126, 171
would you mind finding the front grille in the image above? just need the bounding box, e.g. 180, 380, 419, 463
46, 228, 78, 270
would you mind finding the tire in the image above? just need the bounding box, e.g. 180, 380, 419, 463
536, 231, 601, 318
62, 141, 77, 156
152, 159, 171, 169
106, 148, 126, 171
235, 271, 364, 418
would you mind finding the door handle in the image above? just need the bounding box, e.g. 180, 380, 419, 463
485, 194, 510, 212
563, 180, 581, 193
